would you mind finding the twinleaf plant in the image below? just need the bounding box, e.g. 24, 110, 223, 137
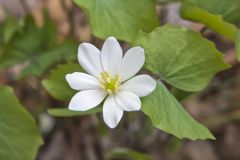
44, 0, 231, 140
0, 1, 237, 159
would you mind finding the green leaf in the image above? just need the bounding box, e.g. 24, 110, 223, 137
109, 148, 152, 160
40, 13, 58, 49
133, 24, 230, 92
0, 15, 78, 77
0, 23, 4, 45
157, 0, 179, 3
183, 0, 240, 24
236, 32, 240, 59
20, 41, 78, 78
74, 0, 159, 42
142, 81, 215, 140
48, 107, 102, 117
0, 86, 43, 160
180, 3, 239, 42
0, 15, 58, 72
171, 87, 193, 102
42, 63, 83, 101
180, 3, 240, 60
3, 16, 23, 43
0, 15, 75, 78
0, 16, 42, 67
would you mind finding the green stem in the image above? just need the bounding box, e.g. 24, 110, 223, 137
180, 4, 238, 41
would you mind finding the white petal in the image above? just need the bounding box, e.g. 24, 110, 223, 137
69, 90, 107, 111
78, 43, 103, 78
66, 72, 101, 91
115, 91, 141, 111
119, 47, 145, 81
101, 37, 123, 76
121, 75, 156, 97
103, 95, 123, 128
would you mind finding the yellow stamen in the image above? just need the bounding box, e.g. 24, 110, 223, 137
99, 71, 120, 93
106, 89, 113, 95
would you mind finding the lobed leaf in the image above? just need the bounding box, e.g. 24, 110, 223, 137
133, 24, 230, 92
0, 15, 57, 68
0, 15, 75, 77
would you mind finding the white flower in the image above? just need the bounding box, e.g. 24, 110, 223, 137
66, 37, 156, 128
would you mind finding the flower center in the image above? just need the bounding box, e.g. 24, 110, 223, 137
99, 71, 120, 94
